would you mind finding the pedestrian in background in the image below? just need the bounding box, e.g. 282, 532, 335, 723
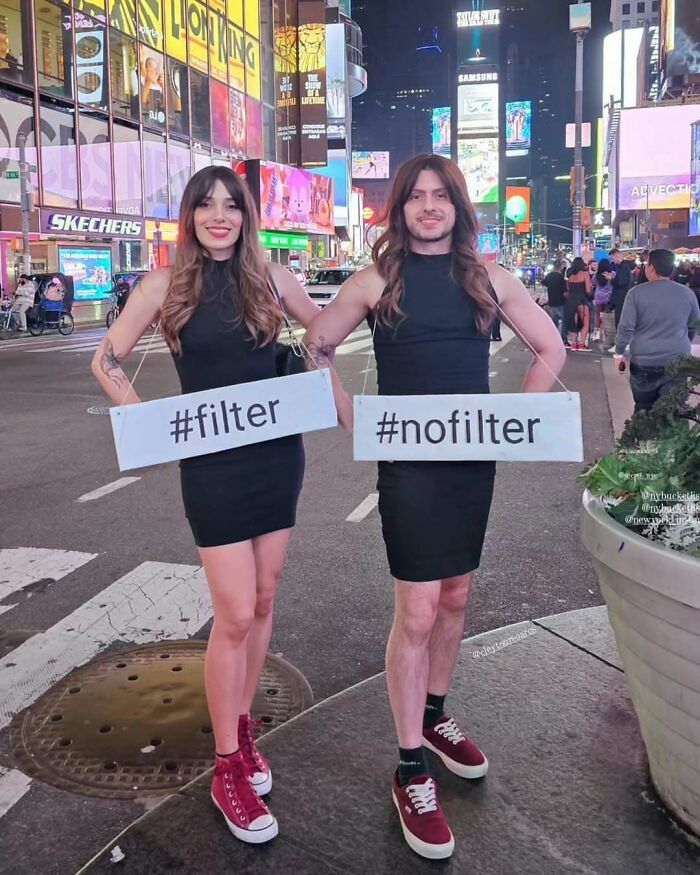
542, 264, 568, 341
303, 153, 564, 861
614, 248, 699, 412
564, 257, 591, 350
91, 166, 350, 847
636, 250, 649, 284
591, 258, 613, 342
12, 274, 36, 332
608, 248, 634, 348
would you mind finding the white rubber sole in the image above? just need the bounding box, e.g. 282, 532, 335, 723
211, 793, 279, 844
423, 737, 489, 779
250, 772, 272, 796
392, 791, 455, 860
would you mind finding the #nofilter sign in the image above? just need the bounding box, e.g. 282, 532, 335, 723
353, 393, 583, 462
110, 370, 337, 471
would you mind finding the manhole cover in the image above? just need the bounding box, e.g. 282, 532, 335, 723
10, 642, 312, 799
87, 405, 111, 415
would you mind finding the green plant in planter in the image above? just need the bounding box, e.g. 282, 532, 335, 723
581, 339, 700, 558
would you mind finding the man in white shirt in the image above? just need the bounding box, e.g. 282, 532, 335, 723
12, 274, 36, 332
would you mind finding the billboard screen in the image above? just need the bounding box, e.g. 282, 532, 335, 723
667, 0, 700, 77
352, 151, 390, 179
505, 186, 531, 231
274, 6, 300, 166
478, 231, 499, 255
58, 247, 113, 301
690, 121, 700, 236
455, 3, 500, 67
457, 138, 499, 204
327, 22, 347, 139
432, 107, 452, 156
298, 0, 328, 167
505, 101, 531, 153
618, 104, 700, 209
259, 160, 334, 234
457, 83, 499, 135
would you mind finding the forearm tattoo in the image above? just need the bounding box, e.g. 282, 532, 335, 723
305, 335, 336, 371
100, 339, 127, 390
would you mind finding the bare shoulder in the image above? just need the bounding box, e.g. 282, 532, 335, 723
484, 262, 521, 301
138, 266, 172, 303
267, 261, 291, 286
344, 263, 385, 304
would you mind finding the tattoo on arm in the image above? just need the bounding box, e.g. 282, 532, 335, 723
100, 339, 127, 390
305, 335, 336, 370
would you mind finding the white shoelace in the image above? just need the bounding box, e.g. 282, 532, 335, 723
407, 779, 438, 814
436, 717, 466, 745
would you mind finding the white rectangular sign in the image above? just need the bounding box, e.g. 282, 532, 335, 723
353, 392, 583, 462
110, 369, 337, 472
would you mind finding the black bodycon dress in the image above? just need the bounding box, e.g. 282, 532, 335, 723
369, 251, 496, 583
172, 259, 304, 548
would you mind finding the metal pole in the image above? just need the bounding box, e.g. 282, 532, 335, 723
18, 134, 31, 275
573, 31, 585, 257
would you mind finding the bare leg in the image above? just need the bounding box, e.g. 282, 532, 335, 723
240, 528, 292, 714
426, 574, 473, 697
578, 305, 590, 346
386, 579, 441, 749
200, 541, 257, 755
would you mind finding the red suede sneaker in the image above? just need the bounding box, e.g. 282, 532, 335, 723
211, 752, 278, 844
423, 716, 489, 779
238, 713, 272, 796
391, 772, 455, 860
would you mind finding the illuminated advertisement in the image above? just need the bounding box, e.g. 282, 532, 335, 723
478, 231, 499, 255
164, 0, 188, 61
315, 149, 348, 209
690, 121, 700, 236
138, 44, 166, 129
210, 79, 230, 150
352, 151, 390, 179
457, 83, 498, 135
505, 186, 531, 232
505, 101, 531, 154
208, 0, 228, 83
274, 5, 300, 167
58, 247, 113, 300
432, 107, 451, 156
246, 95, 263, 159
326, 22, 347, 139
230, 88, 247, 156
457, 138, 498, 203
618, 104, 700, 209
298, 0, 327, 167
73, 13, 109, 111
667, 0, 700, 76
259, 160, 334, 234
455, 2, 500, 67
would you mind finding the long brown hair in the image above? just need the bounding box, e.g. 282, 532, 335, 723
161, 166, 280, 355
372, 154, 495, 332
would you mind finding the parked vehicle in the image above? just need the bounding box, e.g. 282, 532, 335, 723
306, 268, 355, 307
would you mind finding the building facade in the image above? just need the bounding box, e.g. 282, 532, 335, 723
610, 0, 660, 31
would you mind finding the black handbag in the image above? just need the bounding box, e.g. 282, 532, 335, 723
268, 275, 306, 376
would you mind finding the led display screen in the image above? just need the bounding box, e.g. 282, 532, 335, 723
432, 107, 451, 157
505, 101, 531, 153
457, 138, 498, 204
457, 83, 498, 135
58, 247, 113, 300
352, 151, 390, 179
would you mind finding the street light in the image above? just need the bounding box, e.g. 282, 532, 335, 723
570, 3, 592, 257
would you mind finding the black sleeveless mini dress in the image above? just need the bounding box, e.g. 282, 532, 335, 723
369, 251, 496, 582
172, 259, 305, 548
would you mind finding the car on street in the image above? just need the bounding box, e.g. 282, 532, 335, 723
306, 267, 355, 307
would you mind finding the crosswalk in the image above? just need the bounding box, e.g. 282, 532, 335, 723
0, 325, 377, 358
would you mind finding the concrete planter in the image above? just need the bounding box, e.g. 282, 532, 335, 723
581, 491, 700, 836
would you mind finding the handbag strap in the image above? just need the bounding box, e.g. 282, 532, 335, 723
267, 271, 298, 347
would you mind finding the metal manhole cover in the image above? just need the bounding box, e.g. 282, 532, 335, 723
87, 405, 111, 415
10, 642, 312, 799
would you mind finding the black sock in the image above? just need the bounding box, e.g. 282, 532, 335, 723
397, 746, 428, 786
423, 693, 446, 730
216, 751, 237, 759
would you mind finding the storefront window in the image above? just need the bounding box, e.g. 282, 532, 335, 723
139, 43, 166, 130
245, 37, 260, 100
190, 69, 210, 143
74, 12, 109, 112
244, 0, 258, 37
0, 0, 33, 86
168, 139, 190, 219
166, 58, 189, 138
110, 31, 138, 118
137, 0, 163, 51
261, 44, 274, 106
113, 121, 141, 214
0, 89, 37, 204
40, 101, 78, 207
210, 79, 229, 151
107, 0, 136, 37
36, 2, 74, 99
79, 113, 112, 212
142, 130, 168, 217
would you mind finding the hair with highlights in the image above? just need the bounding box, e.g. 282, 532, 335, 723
160, 166, 280, 355
371, 154, 495, 332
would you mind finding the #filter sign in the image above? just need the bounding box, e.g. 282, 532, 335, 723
354, 393, 583, 462
110, 370, 337, 471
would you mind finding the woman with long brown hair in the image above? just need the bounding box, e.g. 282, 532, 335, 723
91, 165, 342, 845
303, 154, 564, 860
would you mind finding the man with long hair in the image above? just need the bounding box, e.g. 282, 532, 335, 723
304, 154, 565, 860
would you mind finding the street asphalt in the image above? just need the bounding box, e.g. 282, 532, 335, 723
0, 322, 615, 874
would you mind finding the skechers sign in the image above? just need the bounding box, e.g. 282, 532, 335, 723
41, 210, 144, 238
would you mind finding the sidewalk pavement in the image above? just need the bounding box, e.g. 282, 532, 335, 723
79, 606, 700, 874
